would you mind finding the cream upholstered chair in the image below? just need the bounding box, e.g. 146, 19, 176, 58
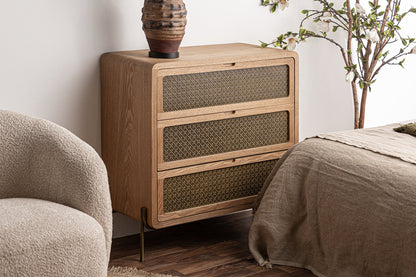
0, 110, 112, 277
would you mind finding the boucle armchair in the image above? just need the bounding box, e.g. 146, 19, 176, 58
0, 110, 112, 277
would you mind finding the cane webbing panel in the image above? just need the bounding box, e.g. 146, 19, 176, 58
162, 65, 289, 112
163, 111, 289, 162
163, 159, 277, 213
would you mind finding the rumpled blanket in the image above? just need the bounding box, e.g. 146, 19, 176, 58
249, 124, 416, 277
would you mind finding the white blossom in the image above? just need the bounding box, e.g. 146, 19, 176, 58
365, 29, 380, 43
355, 3, 366, 14
317, 20, 331, 33
278, 0, 289, 11
287, 36, 299, 51
411, 46, 416, 54
320, 12, 333, 21
345, 71, 355, 83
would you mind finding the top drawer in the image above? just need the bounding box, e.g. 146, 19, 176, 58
156, 58, 295, 120
163, 65, 289, 111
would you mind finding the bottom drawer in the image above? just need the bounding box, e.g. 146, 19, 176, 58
157, 152, 285, 222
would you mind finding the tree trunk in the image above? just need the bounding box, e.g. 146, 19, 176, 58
351, 82, 360, 129
358, 86, 369, 129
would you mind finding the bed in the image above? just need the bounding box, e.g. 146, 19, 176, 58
249, 123, 416, 277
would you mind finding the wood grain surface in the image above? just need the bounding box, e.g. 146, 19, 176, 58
110, 211, 316, 277
101, 43, 299, 229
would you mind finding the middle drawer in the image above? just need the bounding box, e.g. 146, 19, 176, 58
157, 105, 295, 171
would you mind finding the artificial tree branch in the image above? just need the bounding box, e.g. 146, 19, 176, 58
314, 0, 349, 24
329, 19, 349, 31
300, 11, 322, 28
357, 0, 383, 128
351, 79, 360, 129
346, 0, 362, 127
261, 0, 416, 128
353, 2, 367, 79
372, 51, 413, 80
346, 0, 353, 68
368, 0, 392, 82
305, 33, 350, 66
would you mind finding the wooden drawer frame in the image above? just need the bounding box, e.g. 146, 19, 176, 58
157, 151, 285, 225
156, 58, 296, 121
101, 43, 299, 231
157, 105, 295, 171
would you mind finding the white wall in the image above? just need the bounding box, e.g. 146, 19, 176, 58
365, 1, 416, 127
1, 0, 415, 238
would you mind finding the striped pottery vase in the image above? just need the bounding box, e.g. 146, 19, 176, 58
141, 0, 187, 59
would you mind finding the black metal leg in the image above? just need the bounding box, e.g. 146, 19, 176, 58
140, 207, 147, 262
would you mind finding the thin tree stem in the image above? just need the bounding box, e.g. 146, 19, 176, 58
351, 82, 360, 128
359, 85, 369, 128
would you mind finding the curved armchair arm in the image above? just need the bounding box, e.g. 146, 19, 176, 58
0, 110, 112, 260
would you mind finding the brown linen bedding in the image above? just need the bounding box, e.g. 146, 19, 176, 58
249, 124, 416, 277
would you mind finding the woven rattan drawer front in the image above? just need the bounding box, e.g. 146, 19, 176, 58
163, 111, 289, 162
162, 159, 277, 213
162, 65, 289, 112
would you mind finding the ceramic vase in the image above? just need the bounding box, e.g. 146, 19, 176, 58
141, 0, 187, 59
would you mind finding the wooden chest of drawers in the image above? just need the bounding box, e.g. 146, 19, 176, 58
101, 43, 298, 229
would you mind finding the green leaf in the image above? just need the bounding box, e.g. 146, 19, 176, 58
387, 21, 394, 29
332, 26, 338, 32
261, 0, 269, 5
301, 10, 309, 15
305, 30, 317, 36
401, 38, 408, 46
369, 1, 375, 9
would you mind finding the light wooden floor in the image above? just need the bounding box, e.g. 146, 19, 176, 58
109, 211, 316, 276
